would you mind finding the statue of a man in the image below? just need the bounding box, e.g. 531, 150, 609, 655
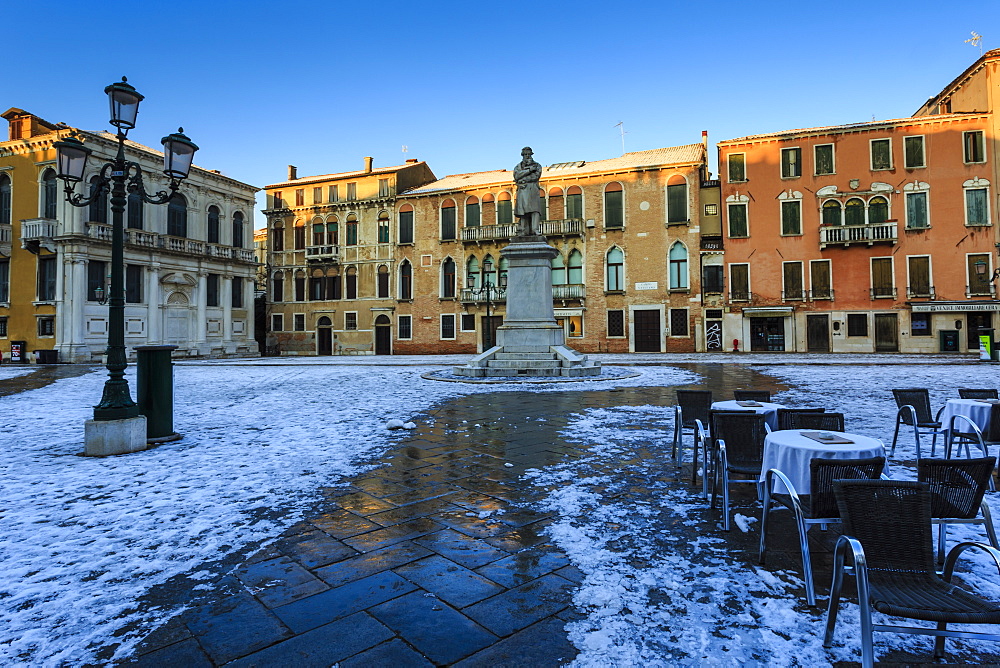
514, 146, 542, 236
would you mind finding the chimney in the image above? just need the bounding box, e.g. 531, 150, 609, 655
405, 158, 418, 164
701, 130, 708, 151
287, 165, 297, 180
364, 156, 373, 173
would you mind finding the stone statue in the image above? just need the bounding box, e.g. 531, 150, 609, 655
514, 146, 542, 236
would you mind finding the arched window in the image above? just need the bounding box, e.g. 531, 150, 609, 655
845, 198, 865, 226
669, 242, 688, 290
398, 204, 414, 244
547, 187, 564, 219
483, 254, 497, 287
822, 200, 842, 226
497, 192, 513, 225
442, 257, 456, 298
868, 196, 889, 225
207, 206, 221, 243
377, 264, 389, 298
346, 214, 358, 245
89, 176, 108, 224
467, 256, 480, 290
399, 260, 412, 300
167, 193, 187, 237
309, 268, 325, 301
346, 266, 358, 299
377, 211, 390, 243
127, 191, 143, 230
312, 220, 325, 246
42, 169, 58, 219
233, 211, 245, 248
606, 247, 624, 291
317, 316, 332, 326
465, 196, 480, 227
0, 174, 12, 226
293, 220, 306, 249
271, 223, 284, 251
327, 216, 339, 245
567, 249, 583, 284
441, 199, 456, 240
566, 186, 583, 219
539, 188, 547, 221
271, 270, 284, 302
551, 253, 566, 286
604, 182, 623, 228
667, 175, 688, 224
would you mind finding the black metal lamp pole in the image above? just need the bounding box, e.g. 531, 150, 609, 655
53, 77, 198, 421
467, 259, 506, 350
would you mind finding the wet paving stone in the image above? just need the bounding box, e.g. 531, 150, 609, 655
337, 638, 435, 668
125, 638, 212, 668
395, 554, 504, 608
453, 616, 578, 667
474, 546, 571, 589
278, 530, 359, 569
368, 591, 498, 665
308, 508, 381, 539
366, 498, 463, 528
273, 570, 417, 633
235, 557, 328, 608
462, 573, 577, 637
334, 491, 398, 516
340, 516, 444, 552
414, 528, 512, 569
184, 594, 291, 664
313, 542, 434, 588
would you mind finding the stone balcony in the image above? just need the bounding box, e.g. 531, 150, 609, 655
306, 244, 342, 263
20, 218, 58, 254
0, 223, 11, 256
84, 223, 256, 263
461, 218, 586, 243
819, 221, 897, 249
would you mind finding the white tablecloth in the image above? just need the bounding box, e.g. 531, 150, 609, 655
940, 398, 997, 434
760, 430, 886, 495
711, 400, 785, 430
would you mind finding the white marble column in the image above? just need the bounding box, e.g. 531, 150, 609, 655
223, 272, 233, 348
64, 256, 89, 361
146, 263, 161, 344
196, 271, 208, 353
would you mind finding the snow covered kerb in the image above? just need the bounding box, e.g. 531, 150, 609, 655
424, 365, 641, 384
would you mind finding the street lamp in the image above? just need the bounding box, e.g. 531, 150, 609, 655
53, 77, 198, 422
466, 257, 507, 349
974, 258, 1000, 285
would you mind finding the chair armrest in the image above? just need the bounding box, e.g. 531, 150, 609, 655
765, 422, 772, 434
716, 439, 728, 472
936, 404, 946, 422
763, 468, 802, 513
675, 405, 683, 426
949, 414, 983, 438
694, 418, 708, 441
897, 404, 917, 426
943, 542, 1000, 582
833, 534, 869, 582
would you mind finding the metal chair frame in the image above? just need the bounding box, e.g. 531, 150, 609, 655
708, 411, 769, 531
919, 455, 999, 563
824, 480, 1000, 667
776, 407, 825, 431
891, 389, 947, 458
783, 411, 846, 432
672, 390, 713, 483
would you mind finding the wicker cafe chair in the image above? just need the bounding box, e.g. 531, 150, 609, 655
891, 388, 947, 458
959, 388, 1000, 400
824, 480, 1000, 667
733, 389, 771, 403
673, 389, 712, 481
784, 412, 846, 432
760, 456, 885, 606
709, 411, 768, 531
776, 407, 826, 431
944, 414, 993, 464
919, 457, 999, 563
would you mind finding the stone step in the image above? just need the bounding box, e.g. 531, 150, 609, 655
492, 352, 558, 361
483, 367, 564, 377
487, 359, 562, 369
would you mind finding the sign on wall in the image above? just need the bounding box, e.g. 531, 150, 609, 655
634, 281, 658, 291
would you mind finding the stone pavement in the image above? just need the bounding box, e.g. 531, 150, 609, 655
109, 362, 1000, 666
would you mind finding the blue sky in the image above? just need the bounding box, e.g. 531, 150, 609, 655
8, 2, 997, 228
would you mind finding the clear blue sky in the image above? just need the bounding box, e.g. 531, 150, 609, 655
8, 2, 997, 229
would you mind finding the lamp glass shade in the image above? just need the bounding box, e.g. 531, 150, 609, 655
975, 259, 988, 276
467, 275, 475, 289
104, 78, 144, 129
483, 258, 493, 272
161, 129, 199, 180
53, 136, 92, 183
499, 273, 508, 288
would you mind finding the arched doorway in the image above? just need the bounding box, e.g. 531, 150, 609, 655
374, 314, 391, 355
317, 316, 333, 355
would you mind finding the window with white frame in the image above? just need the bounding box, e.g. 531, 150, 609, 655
810, 260, 832, 300
822, 199, 842, 226
904, 181, 930, 229
605, 247, 624, 291
726, 195, 749, 237
460, 313, 475, 331
904, 136, 925, 168
345, 312, 357, 330
782, 261, 804, 300
964, 130, 986, 164
398, 315, 412, 339
666, 176, 688, 223
780, 147, 801, 178
907, 255, 932, 298
727, 153, 746, 182
870, 139, 892, 170
964, 178, 991, 226
294, 313, 306, 331
668, 242, 688, 290
603, 183, 624, 228
440, 314, 456, 339
729, 263, 750, 301
967, 254, 993, 296
814, 144, 835, 175
779, 191, 802, 235
871, 257, 895, 298
271, 314, 283, 331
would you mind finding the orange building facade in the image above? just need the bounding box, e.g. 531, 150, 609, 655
717, 51, 1000, 354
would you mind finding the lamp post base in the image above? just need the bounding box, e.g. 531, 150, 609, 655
84, 416, 148, 456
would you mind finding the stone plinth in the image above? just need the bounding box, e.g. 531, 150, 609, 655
84, 416, 148, 456
454, 237, 600, 378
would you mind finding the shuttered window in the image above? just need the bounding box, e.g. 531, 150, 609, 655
780, 148, 801, 178
810, 260, 832, 299
782, 262, 803, 300
968, 254, 992, 295
728, 154, 746, 182
441, 201, 456, 240
822, 200, 842, 226
966, 188, 989, 225
908, 256, 931, 297
604, 183, 623, 228
871, 139, 892, 170
781, 201, 801, 235
814, 145, 834, 175
869, 197, 889, 224
729, 264, 750, 300
727, 203, 748, 237
845, 198, 865, 226
398, 206, 414, 244
904, 136, 925, 168
906, 192, 928, 228
871, 258, 894, 298
667, 181, 687, 223
566, 186, 583, 219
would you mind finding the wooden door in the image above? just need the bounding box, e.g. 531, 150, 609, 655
633, 310, 661, 352
874, 313, 898, 352
317, 328, 332, 355
375, 326, 391, 355
482, 315, 502, 349
806, 315, 830, 352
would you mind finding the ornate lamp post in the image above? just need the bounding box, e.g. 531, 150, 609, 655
974, 258, 1000, 287
53, 77, 198, 422
466, 257, 506, 349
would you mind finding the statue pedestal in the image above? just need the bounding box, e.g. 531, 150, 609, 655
454, 237, 600, 378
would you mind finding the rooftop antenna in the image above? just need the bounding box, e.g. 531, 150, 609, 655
613, 121, 627, 155
401, 144, 408, 158
966, 31, 983, 56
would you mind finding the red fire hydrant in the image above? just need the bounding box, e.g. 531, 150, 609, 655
732, 338, 741, 353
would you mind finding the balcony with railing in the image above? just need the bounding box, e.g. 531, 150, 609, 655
460, 287, 507, 304
552, 284, 586, 300
967, 284, 997, 298
729, 290, 753, 302
0, 223, 11, 256
781, 289, 805, 301
461, 218, 585, 242
906, 286, 936, 300
820, 221, 898, 248
306, 244, 342, 263
21, 218, 58, 253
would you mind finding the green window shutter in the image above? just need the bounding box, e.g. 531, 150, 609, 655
781, 201, 801, 235
906, 192, 927, 228
966, 188, 988, 225
667, 183, 687, 223
730, 264, 749, 298
908, 257, 930, 295
727, 204, 748, 236
810, 261, 831, 298
815, 145, 834, 175
783, 263, 802, 298
567, 194, 582, 219
604, 191, 623, 228
728, 154, 745, 182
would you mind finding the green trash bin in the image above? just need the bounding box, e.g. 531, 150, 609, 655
136, 345, 182, 443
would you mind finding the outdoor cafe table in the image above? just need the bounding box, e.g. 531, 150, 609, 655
940, 398, 999, 435
710, 400, 785, 431
760, 429, 887, 495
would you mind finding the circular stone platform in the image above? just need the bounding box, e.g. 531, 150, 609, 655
422, 366, 642, 384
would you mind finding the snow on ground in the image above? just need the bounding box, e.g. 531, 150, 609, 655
0, 367, 36, 381
0, 361, 693, 665
525, 363, 1000, 666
